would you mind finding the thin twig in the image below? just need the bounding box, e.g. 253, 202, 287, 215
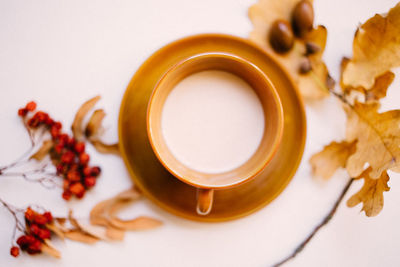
272, 178, 355, 267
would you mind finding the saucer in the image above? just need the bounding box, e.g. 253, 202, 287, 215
118, 34, 306, 222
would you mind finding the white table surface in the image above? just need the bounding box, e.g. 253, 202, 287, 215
0, 0, 399, 266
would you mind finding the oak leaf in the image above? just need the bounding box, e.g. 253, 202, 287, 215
310, 141, 356, 179
342, 3, 400, 89
345, 102, 400, 178
340, 57, 395, 103
347, 168, 390, 217
249, 0, 331, 100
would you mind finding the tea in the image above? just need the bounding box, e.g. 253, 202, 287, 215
161, 70, 265, 173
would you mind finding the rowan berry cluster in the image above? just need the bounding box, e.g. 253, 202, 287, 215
10, 207, 53, 257
18, 101, 101, 200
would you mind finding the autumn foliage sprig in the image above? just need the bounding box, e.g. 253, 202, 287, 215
1, 97, 161, 259
8, 101, 102, 200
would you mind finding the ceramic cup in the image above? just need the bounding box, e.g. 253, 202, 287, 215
147, 53, 284, 216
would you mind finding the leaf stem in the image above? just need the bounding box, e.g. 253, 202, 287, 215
272, 178, 355, 267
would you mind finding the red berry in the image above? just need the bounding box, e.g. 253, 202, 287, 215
56, 163, 66, 175
67, 170, 81, 182
43, 212, 53, 223
35, 111, 48, 123
53, 121, 62, 130
59, 134, 69, 144
10, 246, 20, 257
76, 189, 86, 199
82, 166, 91, 177
38, 228, 51, 240
50, 125, 60, 138
25, 235, 36, 245
25, 207, 35, 222
16, 236, 28, 247
61, 151, 75, 164
63, 180, 70, 190
45, 117, 54, 126
18, 108, 28, 117
54, 143, 64, 154
67, 137, 76, 148
25, 101, 37, 112
84, 176, 96, 188
16, 235, 35, 248
74, 142, 85, 154
62, 190, 72, 201
27, 117, 40, 128
30, 224, 41, 236
33, 214, 47, 226
69, 182, 85, 196
79, 153, 90, 165
91, 166, 101, 177
26, 239, 42, 254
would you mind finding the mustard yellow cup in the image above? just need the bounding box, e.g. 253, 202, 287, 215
147, 53, 284, 215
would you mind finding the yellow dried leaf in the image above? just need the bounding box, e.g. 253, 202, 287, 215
75, 219, 109, 241
340, 57, 394, 103
64, 230, 99, 244
90, 140, 120, 155
249, 0, 331, 101
90, 188, 141, 226
364, 72, 395, 102
347, 168, 390, 217
342, 3, 400, 88
46, 223, 65, 240
106, 226, 125, 241
310, 141, 356, 179
30, 140, 53, 161
345, 102, 400, 178
42, 240, 61, 259
110, 216, 162, 231
71, 95, 101, 141
68, 210, 80, 229
85, 109, 106, 138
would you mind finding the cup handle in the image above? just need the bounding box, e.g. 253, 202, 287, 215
196, 188, 214, 215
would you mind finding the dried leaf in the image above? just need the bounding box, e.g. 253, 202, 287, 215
55, 218, 67, 226
75, 219, 109, 240
110, 216, 162, 231
30, 140, 53, 161
90, 188, 141, 226
64, 230, 99, 244
364, 72, 395, 102
46, 223, 65, 240
42, 240, 61, 259
71, 95, 101, 141
342, 3, 400, 88
85, 109, 106, 138
68, 210, 80, 229
106, 226, 125, 241
347, 168, 390, 217
345, 102, 400, 178
249, 0, 331, 101
90, 140, 120, 155
310, 141, 356, 179
340, 58, 395, 103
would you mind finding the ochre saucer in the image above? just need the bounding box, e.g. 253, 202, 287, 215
118, 34, 306, 222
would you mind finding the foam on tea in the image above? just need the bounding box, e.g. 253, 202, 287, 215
161, 70, 265, 174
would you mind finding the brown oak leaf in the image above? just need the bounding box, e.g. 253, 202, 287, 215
342, 3, 400, 89
340, 57, 395, 103
310, 141, 356, 179
347, 168, 390, 217
248, 0, 331, 100
345, 102, 400, 178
